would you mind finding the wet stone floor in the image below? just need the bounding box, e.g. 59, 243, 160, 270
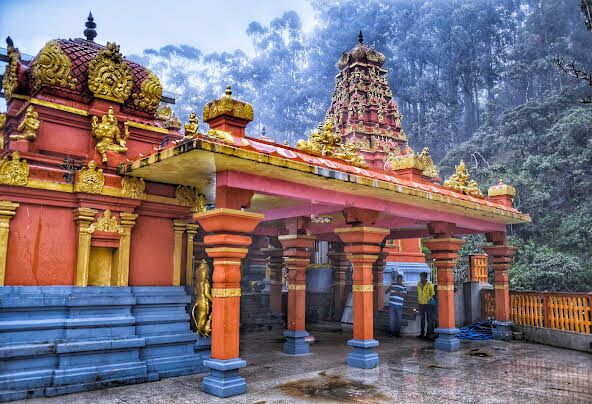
22, 327, 592, 403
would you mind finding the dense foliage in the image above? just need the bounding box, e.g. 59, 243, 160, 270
132, 0, 592, 291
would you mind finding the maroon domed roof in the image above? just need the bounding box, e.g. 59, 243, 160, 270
25, 38, 162, 117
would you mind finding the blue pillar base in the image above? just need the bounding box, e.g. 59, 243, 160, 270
201, 358, 247, 398
282, 330, 310, 355
434, 328, 460, 352
346, 339, 379, 369
492, 320, 513, 341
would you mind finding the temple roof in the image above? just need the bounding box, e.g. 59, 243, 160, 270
122, 132, 531, 228
337, 31, 386, 69
2, 35, 162, 117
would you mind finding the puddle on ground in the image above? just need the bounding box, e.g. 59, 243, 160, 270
278, 372, 388, 403
468, 348, 493, 358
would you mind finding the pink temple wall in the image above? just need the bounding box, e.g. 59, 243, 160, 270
129, 215, 175, 286
5, 204, 77, 285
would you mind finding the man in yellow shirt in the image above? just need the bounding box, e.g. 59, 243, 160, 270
417, 272, 435, 339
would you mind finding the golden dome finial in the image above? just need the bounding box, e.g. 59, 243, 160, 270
225, 85, 232, 97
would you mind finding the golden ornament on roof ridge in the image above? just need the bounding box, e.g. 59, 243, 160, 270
31, 40, 78, 92
184, 112, 199, 138
88, 209, 123, 234
132, 70, 162, 113
384, 146, 439, 178
443, 160, 483, 198
488, 178, 517, 198
203, 85, 254, 122
2, 38, 21, 100
87, 42, 133, 103
296, 118, 367, 167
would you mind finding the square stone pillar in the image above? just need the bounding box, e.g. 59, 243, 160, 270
483, 244, 517, 340
185, 224, 199, 287
335, 226, 389, 369
194, 208, 263, 398
278, 234, 315, 355
74, 207, 98, 287
0, 201, 19, 286
114, 212, 138, 286
423, 237, 465, 352
328, 249, 349, 321
372, 251, 388, 312
262, 246, 284, 315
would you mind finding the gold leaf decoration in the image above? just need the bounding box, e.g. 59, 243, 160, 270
2, 44, 20, 100
76, 160, 104, 194
132, 70, 162, 113
91, 106, 128, 163
176, 185, 198, 208
296, 118, 366, 167
88, 209, 123, 234
443, 160, 483, 198
87, 42, 133, 103
184, 112, 199, 138
121, 176, 145, 199
488, 179, 517, 198
384, 146, 439, 178
0, 151, 29, 186
10, 106, 40, 142
0, 113, 6, 149
191, 259, 212, 336
203, 85, 254, 122
206, 128, 234, 144
31, 40, 77, 92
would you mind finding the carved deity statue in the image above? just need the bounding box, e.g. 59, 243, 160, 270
191, 259, 212, 336
184, 111, 199, 138
443, 159, 483, 198
91, 106, 128, 163
11, 106, 40, 141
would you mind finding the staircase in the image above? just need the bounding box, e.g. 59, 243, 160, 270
240, 293, 283, 332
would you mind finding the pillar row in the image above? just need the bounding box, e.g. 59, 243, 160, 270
483, 244, 517, 340
278, 234, 315, 355
328, 249, 349, 321
194, 208, 263, 398
263, 246, 284, 315
372, 251, 388, 312
423, 237, 465, 352
335, 226, 389, 369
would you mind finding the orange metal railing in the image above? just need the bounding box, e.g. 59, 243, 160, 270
469, 254, 488, 283
481, 289, 592, 334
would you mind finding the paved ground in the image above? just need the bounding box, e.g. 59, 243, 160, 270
21, 326, 592, 403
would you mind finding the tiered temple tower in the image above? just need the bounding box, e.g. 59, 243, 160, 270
326, 32, 408, 170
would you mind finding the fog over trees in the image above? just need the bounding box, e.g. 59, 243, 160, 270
131, 0, 592, 291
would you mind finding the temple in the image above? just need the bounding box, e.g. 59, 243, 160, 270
0, 18, 529, 401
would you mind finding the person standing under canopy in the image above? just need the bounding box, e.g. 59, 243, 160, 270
417, 272, 435, 339
385, 273, 407, 337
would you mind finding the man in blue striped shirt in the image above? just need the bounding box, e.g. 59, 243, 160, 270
385, 273, 407, 337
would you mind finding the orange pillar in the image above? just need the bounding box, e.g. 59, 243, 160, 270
278, 234, 315, 355
423, 237, 465, 352
328, 247, 350, 321
195, 208, 263, 398
263, 246, 284, 315
372, 251, 387, 312
483, 243, 516, 340
335, 226, 389, 369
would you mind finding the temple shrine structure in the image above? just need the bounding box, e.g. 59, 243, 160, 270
0, 18, 529, 401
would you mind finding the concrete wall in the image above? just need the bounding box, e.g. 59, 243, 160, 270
513, 324, 592, 353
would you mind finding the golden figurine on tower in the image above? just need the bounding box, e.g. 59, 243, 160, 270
91, 106, 128, 163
